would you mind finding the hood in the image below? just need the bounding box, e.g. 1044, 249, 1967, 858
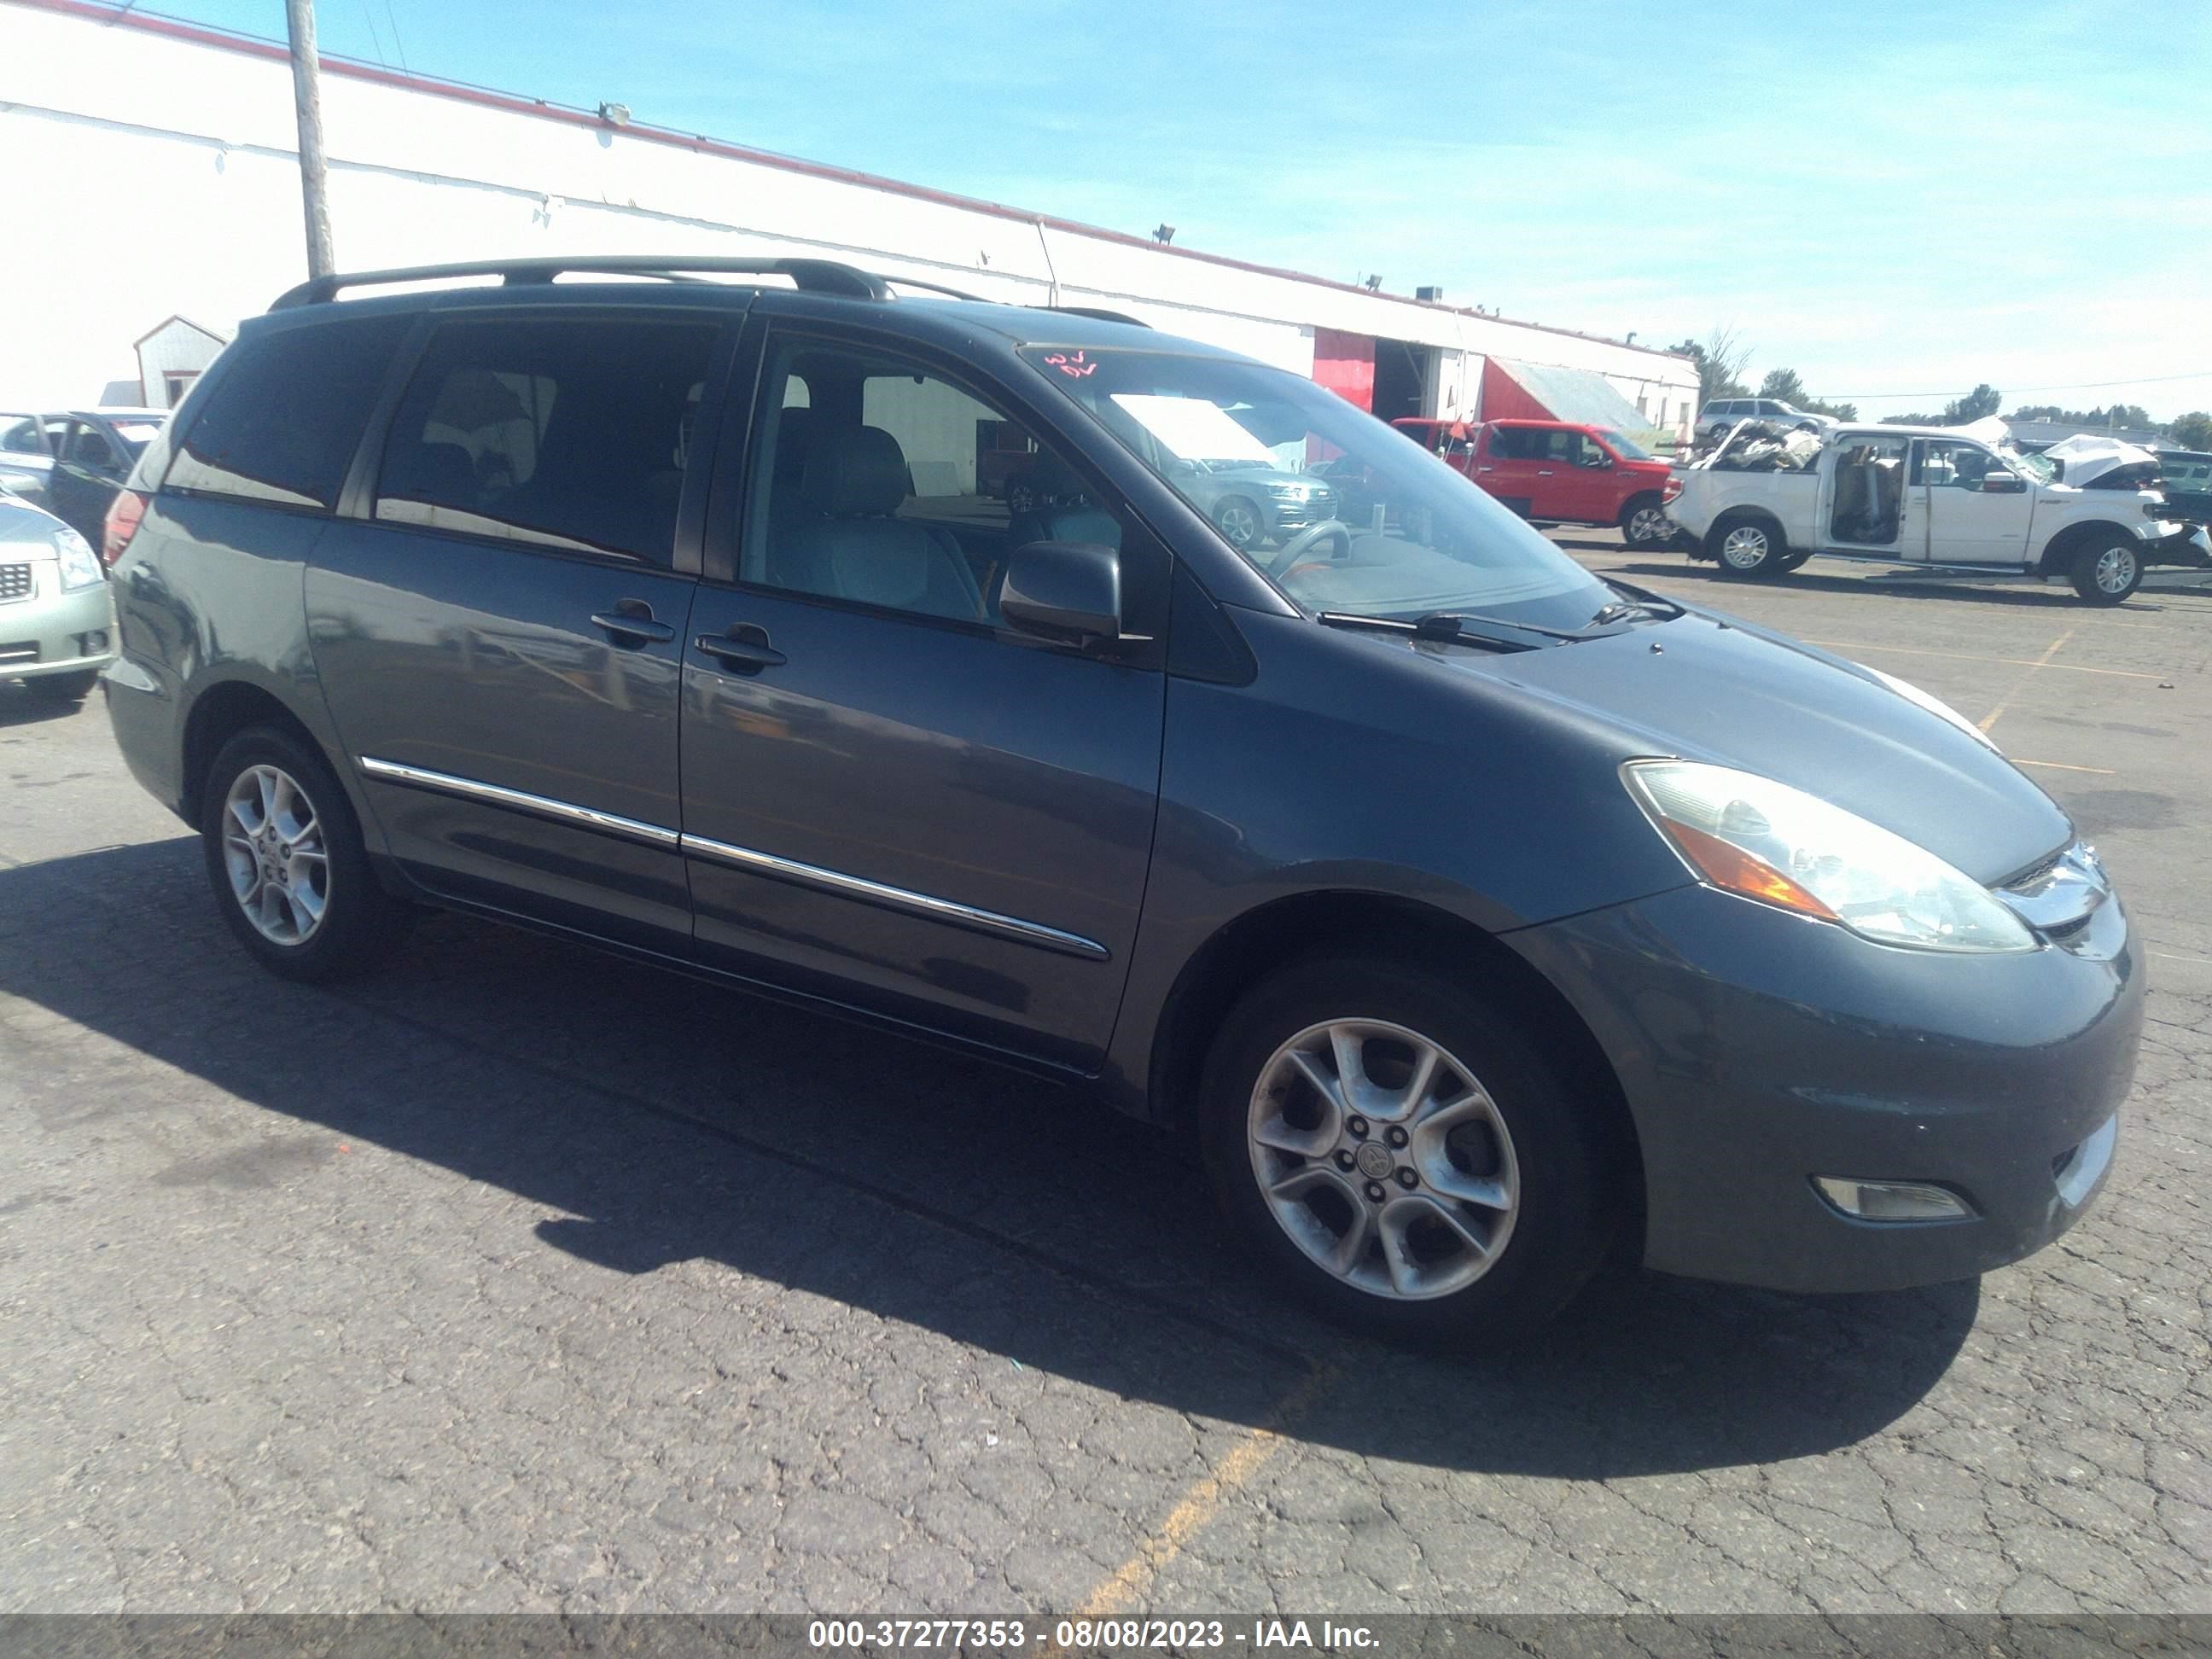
2044, 434, 2160, 489
1433, 610, 2071, 884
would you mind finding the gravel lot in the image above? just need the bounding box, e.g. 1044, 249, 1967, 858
2, 541, 2208, 1616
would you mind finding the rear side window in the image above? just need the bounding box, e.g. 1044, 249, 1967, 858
373, 317, 716, 566
166, 317, 410, 509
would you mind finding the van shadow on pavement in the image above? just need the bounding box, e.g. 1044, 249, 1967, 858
0, 840, 1979, 1481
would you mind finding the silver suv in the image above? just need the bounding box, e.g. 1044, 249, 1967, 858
1697, 398, 1838, 441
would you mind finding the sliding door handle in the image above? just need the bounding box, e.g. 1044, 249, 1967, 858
696, 625, 786, 674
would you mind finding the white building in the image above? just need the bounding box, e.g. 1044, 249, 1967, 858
0, 0, 1697, 435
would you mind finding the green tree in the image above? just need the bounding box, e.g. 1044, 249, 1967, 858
2170, 411, 2212, 450
1949, 383, 2003, 422
1757, 366, 1856, 420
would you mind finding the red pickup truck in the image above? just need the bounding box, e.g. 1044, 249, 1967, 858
1394, 417, 1677, 549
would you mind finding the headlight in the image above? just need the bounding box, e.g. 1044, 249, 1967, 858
1861, 664, 1999, 752
53, 527, 103, 591
1623, 760, 2035, 953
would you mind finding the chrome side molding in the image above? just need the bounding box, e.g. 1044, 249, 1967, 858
358, 756, 681, 848
680, 833, 1110, 961
356, 756, 1109, 961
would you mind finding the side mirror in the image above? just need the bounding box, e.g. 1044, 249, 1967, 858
1981, 470, 2027, 493
1001, 541, 1122, 644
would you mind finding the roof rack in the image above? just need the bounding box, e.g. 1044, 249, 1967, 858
1049, 306, 1150, 329
269, 255, 890, 311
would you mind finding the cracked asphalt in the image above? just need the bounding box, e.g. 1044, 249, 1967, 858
1, 542, 2208, 1616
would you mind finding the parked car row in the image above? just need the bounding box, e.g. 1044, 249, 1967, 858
97, 254, 2137, 1342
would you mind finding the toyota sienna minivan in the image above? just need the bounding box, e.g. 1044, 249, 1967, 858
102, 257, 2140, 1342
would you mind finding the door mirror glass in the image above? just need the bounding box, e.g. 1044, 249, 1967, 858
1001, 541, 1122, 643
1981, 469, 2027, 493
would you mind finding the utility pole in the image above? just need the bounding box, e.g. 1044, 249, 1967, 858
284, 0, 335, 278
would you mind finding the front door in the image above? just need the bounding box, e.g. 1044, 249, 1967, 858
1544, 428, 1615, 524
308, 307, 733, 951
1912, 439, 2037, 566
680, 326, 1167, 1069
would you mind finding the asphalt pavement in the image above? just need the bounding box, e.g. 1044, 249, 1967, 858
1, 539, 2206, 1615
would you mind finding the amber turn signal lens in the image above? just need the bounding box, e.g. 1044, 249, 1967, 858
1658, 817, 1839, 922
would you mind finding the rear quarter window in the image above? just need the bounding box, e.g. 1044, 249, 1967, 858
166, 317, 411, 509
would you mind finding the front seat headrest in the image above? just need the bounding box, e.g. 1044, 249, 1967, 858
801, 424, 909, 517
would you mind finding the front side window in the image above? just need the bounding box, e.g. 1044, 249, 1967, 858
1024, 346, 1612, 628
742, 338, 1123, 625
168, 317, 409, 509
66, 424, 116, 468
1912, 439, 1996, 488
375, 317, 716, 565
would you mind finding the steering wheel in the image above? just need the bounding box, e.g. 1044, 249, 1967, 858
1261, 519, 1353, 576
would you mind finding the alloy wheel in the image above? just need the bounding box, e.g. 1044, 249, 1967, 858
2095, 544, 2138, 594
1720, 526, 1772, 569
1246, 1018, 1519, 1301
1216, 499, 1261, 550
221, 763, 331, 946
1627, 506, 1670, 545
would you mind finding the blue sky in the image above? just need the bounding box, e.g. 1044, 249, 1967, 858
167, 0, 2212, 421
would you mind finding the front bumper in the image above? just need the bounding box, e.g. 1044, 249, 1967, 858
0, 562, 116, 680
2140, 522, 2212, 568
1268, 489, 1340, 533
1509, 880, 2142, 1294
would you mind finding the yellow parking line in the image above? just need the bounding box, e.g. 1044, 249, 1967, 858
1977, 631, 2075, 734
1068, 1363, 1336, 1619
1803, 638, 2165, 681
2011, 759, 2117, 774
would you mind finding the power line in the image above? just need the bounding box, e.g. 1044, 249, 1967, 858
1829, 369, 2212, 399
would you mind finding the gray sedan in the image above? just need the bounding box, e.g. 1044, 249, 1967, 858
1, 492, 116, 703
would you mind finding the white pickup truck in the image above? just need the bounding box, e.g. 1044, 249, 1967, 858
1663, 422, 2211, 605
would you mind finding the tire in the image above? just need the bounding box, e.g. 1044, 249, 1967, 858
24, 669, 100, 704
1708, 515, 1788, 578
1213, 495, 1265, 552
201, 724, 406, 982
1006, 480, 1035, 517
1777, 550, 1813, 572
1197, 952, 1620, 1346
2069, 534, 2143, 605
1618, 494, 1673, 549
1706, 423, 1730, 443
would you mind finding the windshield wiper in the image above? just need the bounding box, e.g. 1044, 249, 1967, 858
1316, 612, 1539, 652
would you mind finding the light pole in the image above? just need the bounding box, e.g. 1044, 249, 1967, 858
284, 0, 335, 278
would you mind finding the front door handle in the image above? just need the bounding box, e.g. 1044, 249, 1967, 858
696, 623, 787, 674
591, 601, 675, 646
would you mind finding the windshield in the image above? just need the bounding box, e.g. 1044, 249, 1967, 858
1022, 348, 1612, 628
2004, 446, 2055, 484
1597, 428, 1651, 461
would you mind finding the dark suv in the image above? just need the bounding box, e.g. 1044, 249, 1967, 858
103, 257, 2140, 1342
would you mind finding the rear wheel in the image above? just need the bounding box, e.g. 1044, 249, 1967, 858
1708, 515, 1788, 578
1619, 495, 1673, 549
2070, 535, 2142, 605
201, 725, 406, 981
1198, 953, 1619, 1345
24, 669, 99, 704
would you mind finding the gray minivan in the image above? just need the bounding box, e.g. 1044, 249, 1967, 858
102, 257, 2140, 1342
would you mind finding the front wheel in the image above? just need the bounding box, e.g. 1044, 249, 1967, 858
1708, 515, 1788, 578
1213, 495, 1265, 552
2070, 536, 2142, 605
1619, 496, 1673, 549
201, 725, 407, 981
1198, 954, 1620, 1344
